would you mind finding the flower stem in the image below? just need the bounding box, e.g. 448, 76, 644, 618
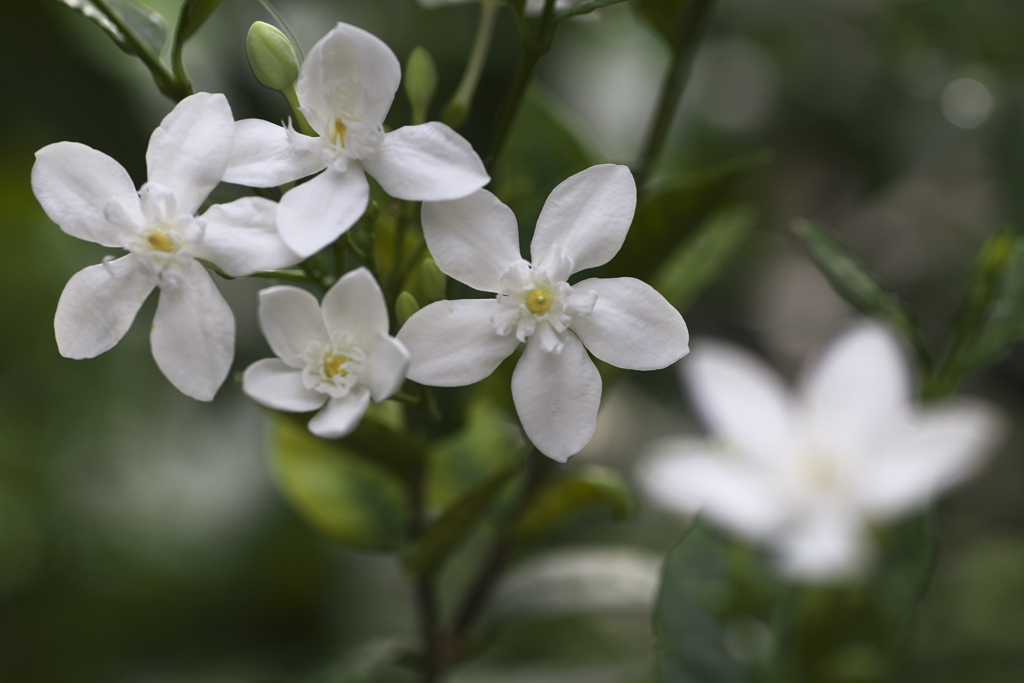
634, 0, 718, 190
443, 0, 501, 129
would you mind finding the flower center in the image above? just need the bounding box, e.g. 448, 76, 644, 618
524, 286, 554, 315
324, 353, 351, 378
146, 227, 177, 253
302, 333, 366, 398
330, 118, 349, 148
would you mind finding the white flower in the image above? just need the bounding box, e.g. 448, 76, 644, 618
397, 164, 689, 462
243, 268, 410, 439
640, 321, 1003, 582
32, 93, 301, 401
224, 22, 490, 258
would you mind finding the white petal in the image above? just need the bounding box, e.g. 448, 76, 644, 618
511, 332, 602, 463
362, 123, 489, 201
530, 164, 636, 273
397, 299, 519, 386
296, 22, 400, 134
243, 358, 326, 412
774, 507, 869, 582
146, 92, 234, 216
321, 267, 389, 347
278, 167, 369, 257
363, 335, 410, 402
258, 286, 329, 367
421, 189, 521, 293
800, 321, 912, 452
570, 277, 688, 370
150, 261, 235, 401
683, 340, 796, 465
195, 197, 301, 276
308, 387, 371, 439
856, 400, 1002, 519
640, 440, 789, 538
223, 119, 326, 187
32, 142, 140, 247
54, 255, 156, 358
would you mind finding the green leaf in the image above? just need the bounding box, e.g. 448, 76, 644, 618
632, 0, 713, 46
272, 418, 412, 551
513, 465, 634, 544
406, 465, 518, 575
557, 0, 630, 20
56, 0, 168, 57
175, 0, 222, 46
651, 205, 757, 313
792, 219, 931, 370
653, 524, 761, 683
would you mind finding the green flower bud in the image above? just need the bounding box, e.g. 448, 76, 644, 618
246, 21, 299, 92
404, 47, 438, 125
419, 257, 447, 303
395, 291, 421, 327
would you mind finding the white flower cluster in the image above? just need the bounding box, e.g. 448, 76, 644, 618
32, 21, 688, 459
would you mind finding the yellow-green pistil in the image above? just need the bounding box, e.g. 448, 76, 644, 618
324, 353, 350, 378
525, 287, 554, 315
147, 228, 175, 253
331, 118, 348, 147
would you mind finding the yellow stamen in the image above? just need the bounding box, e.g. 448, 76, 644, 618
147, 229, 175, 253
332, 118, 348, 147
525, 287, 553, 315
324, 354, 349, 378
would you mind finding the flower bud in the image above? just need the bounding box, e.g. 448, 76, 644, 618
246, 21, 299, 92
404, 47, 438, 125
396, 291, 421, 327
418, 257, 447, 303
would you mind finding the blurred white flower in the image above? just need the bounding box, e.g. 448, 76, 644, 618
640, 321, 1003, 581
224, 22, 489, 257
32, 93, 299, 401
397, 164, 689, 462
418, 0, 582, 14
243, 268, 410, 439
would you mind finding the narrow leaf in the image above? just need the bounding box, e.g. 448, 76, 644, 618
651, 204, 757, 313
175, 0, 222, 45
406, 465, 518, 575
557, 0, 630, 20
513, 465, 634, 544
55, 0, 168, 57
792, 219, 931, 370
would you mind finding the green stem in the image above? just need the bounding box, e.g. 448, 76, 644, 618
91, 0, 189, 101
634, 0, 718, 190
256, 0, 305, 61
443, 0, 501, 129
202, 261, 311, 284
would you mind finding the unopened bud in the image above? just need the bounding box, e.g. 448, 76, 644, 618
246, 21, 299, 92
404, 47, 438, 125
419, 257, 447, 303
396, 291, 421, 327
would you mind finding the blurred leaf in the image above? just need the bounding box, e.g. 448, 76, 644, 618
312, 639, 411, 683
427, 401, 522, 514
490, 548, 662, 621
174, 0, 222, 46
272, 419, 411, 551
632, 0, 713, 48
493, 87, 598, 240
652, 204, 757, 313
558, 0, 630, 20
56, 0, 168, 57
406, 465, 518, 575
953, 230, 1024, 373
604, 151, 771, 282
654, 524, 756, 683
792, 219, 931, 370
514, 465, 634, 544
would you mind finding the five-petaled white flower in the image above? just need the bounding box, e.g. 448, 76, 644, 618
32, 92, 300, 401
397, 164, 689, 462
243, 268, 410, 439
223, 22, 490, 258
640, 321, 1003, 582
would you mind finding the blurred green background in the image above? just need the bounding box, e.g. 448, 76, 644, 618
2, 0, 1024, 681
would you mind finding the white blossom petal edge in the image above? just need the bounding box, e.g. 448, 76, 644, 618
32, 92, 301, 401
397, 164, 689, 462
243, 268, 410, 439
224, 22, 490, 257
638, 320, 1004, 582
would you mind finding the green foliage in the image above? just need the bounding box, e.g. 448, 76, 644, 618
405, 46, 439, 126
632, 0, 714, 48
56, 0, 168, 57
557, 0, 631, 20
406, 465, 518, 575
395, 291, 421, 327
792, 220, 931, 370
245, 20, 300, 92
272, 418, 413, 551
174, 0, 222, 47
652, 204, 757, 313
513, 465, 634, 544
